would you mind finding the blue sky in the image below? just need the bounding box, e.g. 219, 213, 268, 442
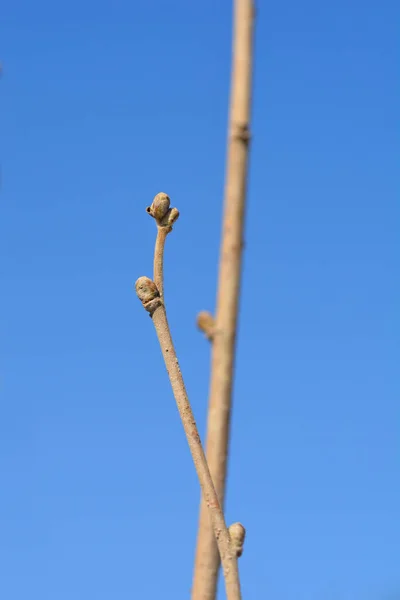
0, 1, 398, 599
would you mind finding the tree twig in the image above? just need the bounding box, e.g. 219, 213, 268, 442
146, 192, 178, 299
191, 1, 255, 598
135, 193, 243, 600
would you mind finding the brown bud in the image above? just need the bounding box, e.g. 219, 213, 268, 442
197, 311, 215, 341
135, 277, 160, 308
165, 207, 179, 227
228, 522, 246, 557
146, 193, 171, 221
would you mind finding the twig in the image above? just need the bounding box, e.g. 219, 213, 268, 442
153, 227, 168, 299
146, 192, 178, 299
192, 1, 255, 598
135, 193, 243, 600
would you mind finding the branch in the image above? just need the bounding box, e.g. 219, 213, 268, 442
192, 1, 255, 598
136, 193, 243, 600
146, 192, 179, 299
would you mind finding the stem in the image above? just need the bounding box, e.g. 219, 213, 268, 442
154, 226, 168, 299
150, 302, 242, 600
192, 1, 255, 598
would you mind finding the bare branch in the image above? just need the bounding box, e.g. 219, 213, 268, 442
192, 1, 255, 598
135, 193, 243, 600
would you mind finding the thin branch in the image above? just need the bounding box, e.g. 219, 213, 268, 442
146, 192, 178, 300
136, 194, 243, 600
192, 1, 255, 598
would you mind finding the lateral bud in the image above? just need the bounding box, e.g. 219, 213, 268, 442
197, 311, 215, 341
135, 277, 162, 314
228, 522, 246, 558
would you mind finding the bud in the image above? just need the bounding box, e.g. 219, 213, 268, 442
165, 207, 179, 227
228, 522, 246, 557
146, 192, 171, 221
197, 311, 215, 341
135, 277, 160, 310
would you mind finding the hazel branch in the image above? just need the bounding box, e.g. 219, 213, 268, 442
146, 192, 179, 299
135, 193, 243, 600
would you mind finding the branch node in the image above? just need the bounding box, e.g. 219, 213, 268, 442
231, 122, 251, 146
146, 192, 170, 221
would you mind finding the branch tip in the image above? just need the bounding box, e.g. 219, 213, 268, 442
147, 192, 171, 221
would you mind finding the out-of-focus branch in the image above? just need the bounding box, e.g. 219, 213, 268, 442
191, 1, 255, 598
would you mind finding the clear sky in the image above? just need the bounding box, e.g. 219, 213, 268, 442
1, 1, 398, 599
